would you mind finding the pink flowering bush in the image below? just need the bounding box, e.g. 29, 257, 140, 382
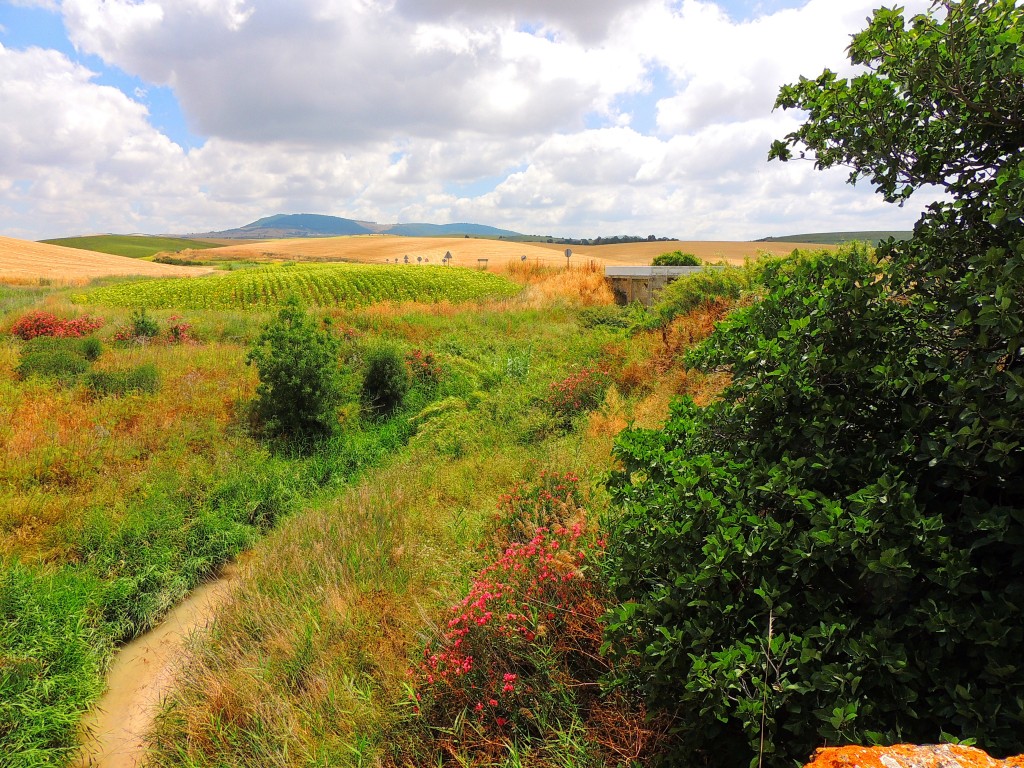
490, 470, 584, 546
544, 364, 611, 423
10, 310, 103, 340
112, 313, 197, 345
405, 349, 442, 387
409, 473, 609, 751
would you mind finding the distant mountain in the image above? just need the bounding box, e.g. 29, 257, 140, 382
195, 214, 522, 240
197, 213, 376, 239
756, 230, 913, 246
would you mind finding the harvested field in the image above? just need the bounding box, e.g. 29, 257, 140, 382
199, 235, 831, 270
0, 236, 214, 283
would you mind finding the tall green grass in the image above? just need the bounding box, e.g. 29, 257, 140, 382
1, 278, 662, 766
145, 305, 651, 767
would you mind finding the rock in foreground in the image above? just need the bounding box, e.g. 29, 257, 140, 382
805, 745, 1024, 768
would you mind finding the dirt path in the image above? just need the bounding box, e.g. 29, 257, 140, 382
75, 566, 239, 767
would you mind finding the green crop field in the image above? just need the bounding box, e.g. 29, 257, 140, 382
74, 263, 522, 310
756, 230, 912, 246
41, 235, 222, 259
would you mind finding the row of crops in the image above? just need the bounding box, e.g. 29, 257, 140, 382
73, 263, 522, 310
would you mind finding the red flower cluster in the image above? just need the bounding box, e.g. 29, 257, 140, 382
112, 315, 196, 344
493, 470, 582, 544
405, 349, 442, 385
545, 364, 611, 418
10, 310, 103, 340
411, 473, 606, 740
164, 315, 196, 344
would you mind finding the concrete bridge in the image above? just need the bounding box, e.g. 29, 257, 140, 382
604, 265, 722, 306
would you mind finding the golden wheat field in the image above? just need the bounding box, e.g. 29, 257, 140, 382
0, 236, 213, 283
197, 235, 828, 270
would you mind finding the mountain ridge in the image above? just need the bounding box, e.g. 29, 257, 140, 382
193, 213, 523, 240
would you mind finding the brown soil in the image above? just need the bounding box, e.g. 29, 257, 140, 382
74, 566, 239, 768
0, 236, 213, 283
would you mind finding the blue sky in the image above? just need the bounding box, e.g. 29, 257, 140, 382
0, 2, 203, 149
0, 0, 931, 240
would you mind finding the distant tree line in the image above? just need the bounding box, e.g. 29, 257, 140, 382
499, 234, 676, 246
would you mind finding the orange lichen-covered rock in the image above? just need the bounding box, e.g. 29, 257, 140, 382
805, 744, 1024, 768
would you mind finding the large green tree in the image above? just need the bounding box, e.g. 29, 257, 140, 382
604, 2, 1023, 765
247, 297, 344, 442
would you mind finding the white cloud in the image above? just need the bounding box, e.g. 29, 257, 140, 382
0, 0, 937, 240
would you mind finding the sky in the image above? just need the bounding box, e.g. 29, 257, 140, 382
0, 0, 934, 241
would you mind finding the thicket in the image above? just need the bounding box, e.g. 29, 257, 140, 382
651, 265, 754, 326
604, 1, 1024, 764
10, 310, 103, 340
247, 297, 345, 442
652, 251, 701, 266
401, 473, 659, 764
361, 345, 409, 416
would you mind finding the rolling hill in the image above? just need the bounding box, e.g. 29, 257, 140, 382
757, 230, 913, 246
40, 235, 222, 259
0, 236, 214, 282
196, 235, 832, 269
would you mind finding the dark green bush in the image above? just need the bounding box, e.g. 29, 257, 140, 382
129, 307, 160, 338
577, 305, 628, 330
652, 266, 752, 325
15, 336, 104, 383
16, 347, 90, 383
603, 246, 1024, 765
85, 364, 160, 396
652, 250, 701, 266
361, 345, 409, 416
247, 297, 344, 441
80, 337, 103, 361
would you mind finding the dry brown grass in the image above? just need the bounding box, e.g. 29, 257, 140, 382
0, 336, 255, 563
198, 235, 831, 271
508, 259, 616, 306
0, 235, 214, 282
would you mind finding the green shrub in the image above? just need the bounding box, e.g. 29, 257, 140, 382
20, 335, 102, 362
652, 250, 701, 266
652, 266, 752, 325
603, 246, 1024, 765
247, 297, 344, 441
85, 364, 160, 396
129, 307, 160, 338
79, 336, 103, 361
577, 305, 628, 329
361, 345, 409, 416
15, 336, 101, 383
16, 347, 90, 383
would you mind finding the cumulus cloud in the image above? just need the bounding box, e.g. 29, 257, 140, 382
392, 0, 655, 43
0, 0, 936, 240
58, 0, 651, 146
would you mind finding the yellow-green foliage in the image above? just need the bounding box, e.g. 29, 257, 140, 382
75, 263, 522, 310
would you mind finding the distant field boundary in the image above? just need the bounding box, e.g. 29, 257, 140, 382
757, 230, 912, 246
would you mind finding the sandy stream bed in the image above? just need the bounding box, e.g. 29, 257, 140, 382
74, 566, 239, 767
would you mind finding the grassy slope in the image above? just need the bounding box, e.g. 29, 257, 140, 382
143, 283, 724, 766
40, 236, 221, 260
0, 265, 667, 766
0, 291, 443, 766
757, 230, 912, 245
